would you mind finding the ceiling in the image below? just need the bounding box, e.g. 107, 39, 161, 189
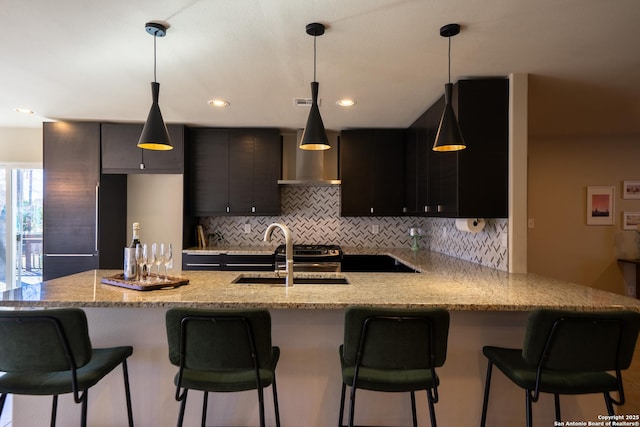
2, 0, 639, 138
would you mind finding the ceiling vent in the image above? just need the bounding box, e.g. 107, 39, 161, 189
293, 98, 321, 107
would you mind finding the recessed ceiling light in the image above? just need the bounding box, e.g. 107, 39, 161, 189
336, 99, 356, 107
208, 99, 230, 108
13, 107, 35, 114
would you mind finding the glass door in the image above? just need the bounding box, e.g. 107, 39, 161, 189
0, 167, 42, 291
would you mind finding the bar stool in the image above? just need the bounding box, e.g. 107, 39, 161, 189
165, 307, 281, 427
480, 309, 640, 427
0, 308, 134, 427
338, 306, 450, 427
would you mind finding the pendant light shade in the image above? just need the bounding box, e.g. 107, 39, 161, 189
138, 21, 173, 151
300, 22, 330, 151
433, 23, 466, 152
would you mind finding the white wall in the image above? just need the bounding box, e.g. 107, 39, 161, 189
0, 127, 42, 164
127, 174, 183, 269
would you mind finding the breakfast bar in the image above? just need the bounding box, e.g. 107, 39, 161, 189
2, 249, 639, 427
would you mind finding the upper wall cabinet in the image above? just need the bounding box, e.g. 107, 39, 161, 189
406, 78, 509, 218
101, 123, 186, 174
188, 128, 282, 216
340, 129, 406, 216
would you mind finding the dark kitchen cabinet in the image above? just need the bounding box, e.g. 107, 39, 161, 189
188, 128, 281, 216
43, 122, 127, 280
406, 78, 509, 218
101, 123, 186, 174
340, 129, 406, 216
182, 252, 275, 271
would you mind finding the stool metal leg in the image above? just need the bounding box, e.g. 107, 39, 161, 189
272, 374, 281, 427
480, 360, 493, 427
348, 386, 357, 427
427, 388, 438, 427
338, 382, 346, 427
554, 394, 561, 421
51, 395, 59, 427
81, 391, 88, 427
525, 389, 533, 427
201, 392, 208, 427
257, 387, 266, 427
0, 393, 6, 420
176, 389, 188, 427
604, 392, 615, 416
410, 391, 418, 427
122, 360, 134, 427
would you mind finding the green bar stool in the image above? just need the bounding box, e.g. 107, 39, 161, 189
165, 307, 281, 427
0, 308, 134, 427
480, 309, 640, 427
338, 306, 450, 427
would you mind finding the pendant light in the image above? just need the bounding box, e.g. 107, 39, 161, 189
433, 23, 466, 152
299, 22, 330, 151
138, 21, 173, 151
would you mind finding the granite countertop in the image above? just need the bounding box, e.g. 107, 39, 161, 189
2, 248, 639, 312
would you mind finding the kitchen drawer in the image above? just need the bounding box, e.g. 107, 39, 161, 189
182, 253, 224, 270
182, 253, 275, 271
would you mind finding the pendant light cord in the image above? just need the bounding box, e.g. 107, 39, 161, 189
447, 35, 451, 84
313, 34, 317, 82
153, 34, 158, 83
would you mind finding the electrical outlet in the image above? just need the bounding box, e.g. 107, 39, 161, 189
243, 224, 251, 233
442, 227, 447, 238
371, 224, 379, 234
528, 218, 535, 228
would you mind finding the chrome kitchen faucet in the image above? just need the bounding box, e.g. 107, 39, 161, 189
264, 223, 294, 287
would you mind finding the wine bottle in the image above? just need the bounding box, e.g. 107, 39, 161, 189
129, 222, 141, 248
124, 222, 140, 280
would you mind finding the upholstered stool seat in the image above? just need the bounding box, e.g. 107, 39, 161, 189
338, 306, 450, 427
0, 308, 134, 427
480, 309, 640, 427
165, 307, 281, 427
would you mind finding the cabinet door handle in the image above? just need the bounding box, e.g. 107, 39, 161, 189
226, 206, 230, 213
370, 207, 374, 214
95, 183, 99, 252
251, 206, 256, 213
437, 204, 444, 212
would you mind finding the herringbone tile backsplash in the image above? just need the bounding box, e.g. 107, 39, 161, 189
201, 186, 508, 270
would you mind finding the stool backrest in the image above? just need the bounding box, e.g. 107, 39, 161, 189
522, 309, 640, 371
166, 308, 273, 371
0, 308, 92, 373
343, 307, 450, 369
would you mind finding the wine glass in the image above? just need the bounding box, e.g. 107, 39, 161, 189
143, 243, 155, 282
162, 243, 173, 281
135, 243, 144, 281
154, 243, 165, 280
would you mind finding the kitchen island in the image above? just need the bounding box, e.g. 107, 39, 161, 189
1, 248, 639, 426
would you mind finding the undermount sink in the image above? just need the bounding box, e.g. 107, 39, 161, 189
232, 274, 350, 285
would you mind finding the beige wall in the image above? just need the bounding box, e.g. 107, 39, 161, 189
527, 136, 640, 295
0, 127, 42, 164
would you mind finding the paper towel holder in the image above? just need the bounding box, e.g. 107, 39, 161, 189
455, 218, 485, 234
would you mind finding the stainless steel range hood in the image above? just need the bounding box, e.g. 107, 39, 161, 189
278, 130, 340, 185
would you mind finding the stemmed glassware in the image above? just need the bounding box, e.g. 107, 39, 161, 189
143, 243, 155, 282
153, 243, 165, 281
162, 243, 173, 281
135, 244, 145, 281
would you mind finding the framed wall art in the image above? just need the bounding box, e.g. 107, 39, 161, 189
622, 212, 640, 230
586, 186, 615, 225
623, 181, 640, 199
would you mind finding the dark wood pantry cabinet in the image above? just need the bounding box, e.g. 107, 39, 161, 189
340, 129, 406, 216
43, 122, 127, 280
188, 128, 281, 216
101, 123, 186, 174
405, 78, 509, 218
